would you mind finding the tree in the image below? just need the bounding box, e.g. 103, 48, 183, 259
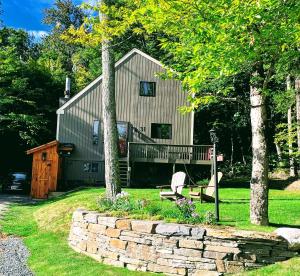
0, 28, 63, 174
100, 0, 121, 200
93, 0, 299, 225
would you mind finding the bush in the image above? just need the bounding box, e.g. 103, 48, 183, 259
220, 159, 251, 178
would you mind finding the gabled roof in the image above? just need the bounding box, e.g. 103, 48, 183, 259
26, 140, 59, 155
56, 48, 164, 114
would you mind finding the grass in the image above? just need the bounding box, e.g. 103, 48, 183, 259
1, 180, 300, 275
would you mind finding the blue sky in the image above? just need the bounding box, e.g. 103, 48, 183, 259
2, 0, 84, 39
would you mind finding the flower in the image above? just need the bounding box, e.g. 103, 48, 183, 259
116, 191, 129, 199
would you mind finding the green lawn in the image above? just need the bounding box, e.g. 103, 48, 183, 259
1, 181, 300, 275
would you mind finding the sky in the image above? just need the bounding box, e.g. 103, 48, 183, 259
2, 0, 83, 40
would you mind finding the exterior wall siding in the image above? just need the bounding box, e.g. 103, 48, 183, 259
58, 52, 191, 183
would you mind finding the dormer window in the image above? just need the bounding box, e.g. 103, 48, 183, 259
140, 81, 156, 97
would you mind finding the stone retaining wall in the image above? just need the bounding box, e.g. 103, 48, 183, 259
69, 209, 298, 275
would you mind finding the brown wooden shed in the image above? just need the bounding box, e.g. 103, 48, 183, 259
27, 140, 61, 199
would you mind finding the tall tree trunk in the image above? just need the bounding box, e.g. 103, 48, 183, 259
100, 1, 121, 200
296, 77, 300, 155
287, 75, 296, 177
249, 71, 269, 226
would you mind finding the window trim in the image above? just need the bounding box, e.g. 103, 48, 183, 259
139, 81, 156, 97
151, 123, 172, 140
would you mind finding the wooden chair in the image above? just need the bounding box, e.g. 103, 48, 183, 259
189, 172, 223, 203
157, 171, 186, 201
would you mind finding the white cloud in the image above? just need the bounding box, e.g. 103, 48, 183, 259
27, 30, 49, 41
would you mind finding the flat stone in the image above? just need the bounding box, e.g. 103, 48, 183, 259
205, 245, 240, 254
195, 262, 217, 271
84, 212, 99, 224
156, 223, 191, 236
72, 209, 88, 222
119, 235, 152, 245
192, 270, 219, 276
131, 220, 159, 233
147, 263, 186, 275
120, 231, 142, 238
71, 226, 87, 237
275, 228, 300, 250
190, 228, 206, 240
225, 261, 244, 273
119, 256, 147, 266
179, 239, 203, 249
77, 240, 87, 251
98, 216, 118, 228
88, 223, 107, 234
126, 243, 156, 261
86, 240, 98, 254
187, 257, 215, 263
105, 227, 121, 238
110, 239, 128, 250
174, 248, 202, 257
172, 259, 196, 269
116, 219, 131, 230
103, 258, 124, 267
126, 264, 147, 272
98, 249, 119, 260
203, 250, 232, 260
87, 232, 97, 241
215, 260, 225, 273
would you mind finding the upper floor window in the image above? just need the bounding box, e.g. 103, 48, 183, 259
93, 120, 100, 145
151, 123, 172, 139
140, 81, 156, 97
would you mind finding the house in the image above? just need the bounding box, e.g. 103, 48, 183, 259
56, 49, 212, 187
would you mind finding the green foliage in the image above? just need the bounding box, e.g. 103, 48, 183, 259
175, 198, 200, 223
98, 191, 144, 213
220, 159, 252, 179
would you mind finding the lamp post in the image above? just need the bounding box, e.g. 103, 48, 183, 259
209, 128, 219, 222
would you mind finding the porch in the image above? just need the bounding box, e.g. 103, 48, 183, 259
127, 142, 212, 165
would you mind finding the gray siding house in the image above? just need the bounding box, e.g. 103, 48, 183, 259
56, 49, 211, 186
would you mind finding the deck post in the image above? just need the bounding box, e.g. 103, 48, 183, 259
172, 163, 176, 174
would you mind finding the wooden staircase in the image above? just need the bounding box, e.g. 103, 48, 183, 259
119, 159, 129, 187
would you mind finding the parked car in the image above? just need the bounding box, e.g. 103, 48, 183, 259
2, 172, 30, 194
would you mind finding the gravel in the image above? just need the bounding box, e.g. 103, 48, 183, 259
0, 237, 33, 276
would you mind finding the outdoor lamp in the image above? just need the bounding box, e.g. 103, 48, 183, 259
209, 128, 220, 222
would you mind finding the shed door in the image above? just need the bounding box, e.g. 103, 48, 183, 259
31, 154, 52, 199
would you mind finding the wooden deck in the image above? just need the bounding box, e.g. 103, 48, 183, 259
128, 142, 212, 165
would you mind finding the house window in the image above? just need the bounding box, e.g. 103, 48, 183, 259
151, 123, 172, 139
140, 81, 156, 97
91, 163, 99, 173
93, 120, 100, 145
83, 162, 99, 173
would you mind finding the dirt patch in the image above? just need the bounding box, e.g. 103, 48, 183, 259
285, 179, 300, 191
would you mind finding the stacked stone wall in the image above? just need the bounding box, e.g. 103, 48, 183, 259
69, 209, 298, 275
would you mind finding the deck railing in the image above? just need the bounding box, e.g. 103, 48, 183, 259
128, 142, 213, 163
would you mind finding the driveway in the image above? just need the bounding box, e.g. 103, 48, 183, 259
0, 193, 34, 275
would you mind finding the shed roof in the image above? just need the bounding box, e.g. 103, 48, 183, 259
26, 140, 59, 155
56, 48, 164, 114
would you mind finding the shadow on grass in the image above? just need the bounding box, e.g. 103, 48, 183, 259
269, 222, 300, 228
3, 186, 97, 208
220, 177, 299, 190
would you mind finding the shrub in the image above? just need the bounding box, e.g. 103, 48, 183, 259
175, 198, 202, 223
203, 211, 216, 225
